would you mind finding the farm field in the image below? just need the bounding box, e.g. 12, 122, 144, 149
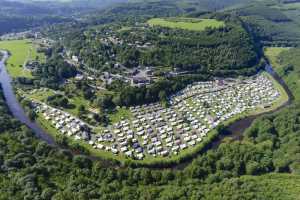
147, 18, 225, 31
0, 39, 45, 78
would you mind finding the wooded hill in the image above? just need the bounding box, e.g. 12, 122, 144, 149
63, 14, 261, 75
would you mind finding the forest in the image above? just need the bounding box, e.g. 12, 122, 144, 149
65, 14, 260, 73
236, 2, 300, 46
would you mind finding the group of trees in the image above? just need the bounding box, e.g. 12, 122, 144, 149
65, 14, 260, 76
2, 1, 300, 199
119, 18, 259, 71
46, 94, 71, 109
32, 55, 77, 89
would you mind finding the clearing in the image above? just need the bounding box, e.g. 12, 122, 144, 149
264, 47, 290, 69
147, 18, 225, 31
0, 39, 45, 78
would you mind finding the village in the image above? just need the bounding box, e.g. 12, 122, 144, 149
31, 73, 280, 160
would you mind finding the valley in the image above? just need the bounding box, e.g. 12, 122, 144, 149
0, 0, 300, 199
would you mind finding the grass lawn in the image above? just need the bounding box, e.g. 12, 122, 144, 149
0, 39, 45, 78
26, 88, 56, 102
108, 107, 132, 124
264, 47, 290, 69
148, 17, 225, 31
65, 95, 91, 116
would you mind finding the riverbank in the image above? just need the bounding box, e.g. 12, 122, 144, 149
0, 39, 45, 78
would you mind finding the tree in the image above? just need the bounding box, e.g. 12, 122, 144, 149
78, 105, 86, 117
246, 161, 260, 175
72, 155, 92, 169
96, 95, 114, 110
83, 89, 95, 100
158, 90, 167, 102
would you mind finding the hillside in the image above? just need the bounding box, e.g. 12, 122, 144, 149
0, 0, 127, 36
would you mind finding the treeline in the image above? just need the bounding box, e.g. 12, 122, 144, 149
87, 1, 183, 26
107, 60, 262, 107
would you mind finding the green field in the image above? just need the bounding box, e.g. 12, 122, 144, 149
0, 39, 45, 78
108, 107, 132, 124
264, 47, 290, 69
148, 18, 225, 31
266, 48, 300, 101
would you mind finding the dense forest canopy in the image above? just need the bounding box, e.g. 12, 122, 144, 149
64, 15, 260, 72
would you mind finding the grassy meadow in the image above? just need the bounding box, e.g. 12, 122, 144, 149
148, 18, 225, 31
266, 48, 300, 101
0, 39, 45, 78
264, 47, 290, 69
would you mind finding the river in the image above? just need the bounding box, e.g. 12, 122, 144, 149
0, 50, 293, 168
0, 51, 55, 145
